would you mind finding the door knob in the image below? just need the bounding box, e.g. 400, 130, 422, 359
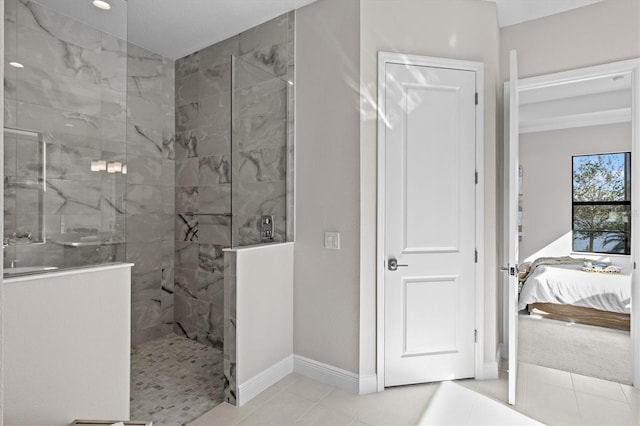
388, 258, 408, 271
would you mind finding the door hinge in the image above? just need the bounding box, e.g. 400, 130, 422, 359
475, 171, 478, 184
634, 262, 637, 270
475, 92, 478, 105
474, 249, 478, 263
474, 329, 478, 343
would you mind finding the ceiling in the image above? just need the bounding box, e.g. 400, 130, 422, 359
126, 0, 317, 59
519, 72, 632, 133
33, 0, 317, 60
32, 0, 604, 59
493, 0, 603, 27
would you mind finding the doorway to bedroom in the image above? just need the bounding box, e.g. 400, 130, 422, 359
510, 66, 634, 385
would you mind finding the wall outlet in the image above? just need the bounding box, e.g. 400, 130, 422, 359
324, 231, 340, 250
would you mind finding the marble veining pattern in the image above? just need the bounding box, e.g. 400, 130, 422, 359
126, 41, 176, 345
177, 214, 199, 242
238, 146, 286, 183
238, 13, 289, 78
223, 251, 238, 405
173, 12, 294, 362
3, 0, 151, 280
176, 130, 199, 159
199, 155, 231, 184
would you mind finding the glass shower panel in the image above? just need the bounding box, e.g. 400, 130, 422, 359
231, 55, 288, 247
3, 0, 128, 274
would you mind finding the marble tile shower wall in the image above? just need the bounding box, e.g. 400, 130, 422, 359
174, 12, 294, 349
3, 0, 176, 345
126, 43, 176, 345
3, 0, 128, 269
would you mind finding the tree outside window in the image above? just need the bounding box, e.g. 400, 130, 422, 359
572, 152, 631, 255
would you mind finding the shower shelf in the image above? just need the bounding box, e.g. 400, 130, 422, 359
183, 212, 232, 217
52, 239, 123, 248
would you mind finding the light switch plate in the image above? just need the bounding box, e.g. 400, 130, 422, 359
324, 231, 340, 250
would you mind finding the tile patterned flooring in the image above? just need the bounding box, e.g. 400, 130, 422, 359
189, 362, 640, 426
129, 335, 639, 425
130, 334, 226, 425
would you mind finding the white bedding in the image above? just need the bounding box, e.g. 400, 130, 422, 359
518, 264, 631, 314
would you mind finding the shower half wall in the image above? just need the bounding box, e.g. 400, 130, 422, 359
174, 12, 295, 349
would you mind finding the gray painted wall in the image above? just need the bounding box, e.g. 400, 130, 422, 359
295, 0, 361, 373
500, 0, 640, 80
296, 0, 501, 378
519, 123, 632, 263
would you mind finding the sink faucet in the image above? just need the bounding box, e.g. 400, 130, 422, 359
10, 259, 19, 268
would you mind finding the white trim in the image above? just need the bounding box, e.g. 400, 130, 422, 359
503, 58, 640, 389
518, 59, 640, 92
2, 262, 134, 284
632, 60, 640, 389
477, 344, 502, 380
222, 241, 295, 253
294, 354, 360, 394
238, 355, 294, 406
520, 108, 631, 134
359, 373, 378, 395
376, 50, 387, 393
376, 51, 486, 391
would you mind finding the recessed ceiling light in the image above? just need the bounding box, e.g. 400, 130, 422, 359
9, 61, 24, 68
93, 0, 111, 10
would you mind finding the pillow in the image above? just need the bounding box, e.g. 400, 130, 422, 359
517, 262, 532, 281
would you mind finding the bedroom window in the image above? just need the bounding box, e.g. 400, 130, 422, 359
572, 152, 631, 255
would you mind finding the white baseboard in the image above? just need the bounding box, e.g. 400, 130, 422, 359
238, 355, 294, 406
358, 373, 378, 395
293, 354, 360, 394
476, 344, 501, 380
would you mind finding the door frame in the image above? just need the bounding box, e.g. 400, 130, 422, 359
502, 58, 640, 389
376, 52, 485, 391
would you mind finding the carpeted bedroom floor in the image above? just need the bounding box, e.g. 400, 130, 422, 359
518, 313, 631, 385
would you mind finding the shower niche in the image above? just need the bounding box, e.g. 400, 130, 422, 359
3, 127, 45, 246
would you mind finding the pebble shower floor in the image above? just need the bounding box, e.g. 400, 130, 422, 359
130, 334, 225, 425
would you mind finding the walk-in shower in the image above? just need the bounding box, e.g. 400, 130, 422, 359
3, 0, 294, 423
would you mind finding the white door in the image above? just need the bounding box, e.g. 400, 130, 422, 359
383, 62, 477, 387
507, 49, 520, 405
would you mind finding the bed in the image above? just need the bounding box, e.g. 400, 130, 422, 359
518, 260, 631, 331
